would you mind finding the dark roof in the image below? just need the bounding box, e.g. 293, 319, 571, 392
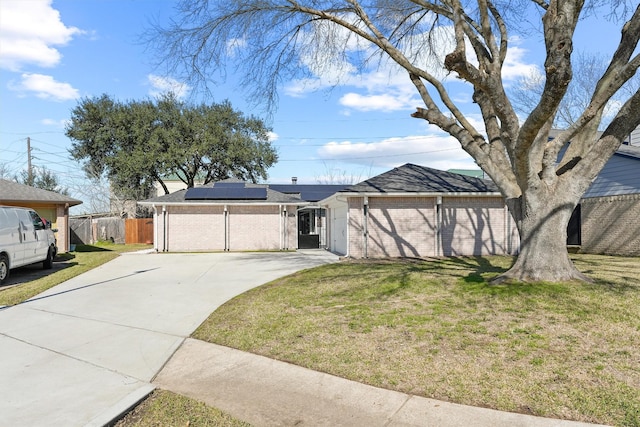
140, 182, 302, 205
340, 164, 499, 194
140, 165, 500, 205
0, 179, 82, 206
269, 184, 350, 202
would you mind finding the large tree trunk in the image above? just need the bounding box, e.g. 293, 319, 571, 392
495, 191, 592, 283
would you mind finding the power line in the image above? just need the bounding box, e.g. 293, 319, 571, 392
278, 147, 460, 162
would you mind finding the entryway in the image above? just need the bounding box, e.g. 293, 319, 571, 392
297, 208, 325, 249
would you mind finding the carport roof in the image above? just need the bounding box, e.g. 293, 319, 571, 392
0, 179, 82, 206
338, 163, 500, 194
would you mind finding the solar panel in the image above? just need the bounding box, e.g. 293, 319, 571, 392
214, 182, 246, 188
184, 187, 267, 200
269, 185, 350, 201
184, 188, 212, 199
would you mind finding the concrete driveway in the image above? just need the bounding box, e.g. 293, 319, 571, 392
0, 250, 338, 426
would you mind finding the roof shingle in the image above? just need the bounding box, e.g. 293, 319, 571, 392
340, 163, 499, 194
0, 179, 82, 206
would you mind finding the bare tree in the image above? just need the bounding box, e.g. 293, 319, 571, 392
0, 163, 12, 180
150, 1, 640, 283
17, 167, 70, 195
315, 162, 370, 185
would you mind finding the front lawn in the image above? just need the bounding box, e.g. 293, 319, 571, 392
192, 254, 640, 426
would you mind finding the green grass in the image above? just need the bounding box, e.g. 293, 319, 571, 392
192, 255, 640, 426
0, 242, 152, 306
113, 390, 250, 427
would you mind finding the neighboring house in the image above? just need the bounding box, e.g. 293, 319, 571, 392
0, 180, 82, 253
138, 180, 348, 252
552, 126, 640, 257
153, 173, 206, 197
577, 143, 640, 256
321, 164, 517, 258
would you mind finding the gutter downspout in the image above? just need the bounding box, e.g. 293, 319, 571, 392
363, 196, 368, 259
64, 203, 69, 252
224, 205, 229, 251
162, 205, 167, 252
152, 204, 158, 252
436, 196, 442, 257
283, 206, 288, 250
279, 205, 283, 250
504, 204, 511, 255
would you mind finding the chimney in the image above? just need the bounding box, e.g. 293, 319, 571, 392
291, 177, 297, 185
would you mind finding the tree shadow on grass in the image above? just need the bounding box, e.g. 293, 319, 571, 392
73, 244, 112, 252
438, 256, 573, 297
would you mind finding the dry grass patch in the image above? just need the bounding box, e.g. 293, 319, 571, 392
193, 255, 640, 426
114, 390, 249, 427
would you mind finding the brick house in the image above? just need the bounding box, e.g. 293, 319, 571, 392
138, 180, 347, 252
0, 180, 82, 253
139, 166, 517, 257
576, 143, 640, 256
321, 164, 518, 258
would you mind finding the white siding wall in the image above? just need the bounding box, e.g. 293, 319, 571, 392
329, 203, 348, 255
630, 125, 640, 147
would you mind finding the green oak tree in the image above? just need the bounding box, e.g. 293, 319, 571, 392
66, 94, 278, 200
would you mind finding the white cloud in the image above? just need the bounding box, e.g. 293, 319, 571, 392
282, 23, 452, 101
0, 0, 82, 71
317, 129, 477, 171
501, 45, 540, 82
339, 93, 410, 112
281, 21, 538, 115
41, 118, 69, 127
9, 73, 79, 101
268, 131, 279, 142
147, 74, 191, 99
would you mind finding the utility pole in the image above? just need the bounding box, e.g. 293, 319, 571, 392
27, 136, 33, 184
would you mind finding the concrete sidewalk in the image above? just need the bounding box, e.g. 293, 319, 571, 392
155, 338, 605, 427
0, 250, 338, 426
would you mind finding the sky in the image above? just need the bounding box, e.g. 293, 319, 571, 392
0, 0, 631, 214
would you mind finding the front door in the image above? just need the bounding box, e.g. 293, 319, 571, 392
298, 209, 320, 249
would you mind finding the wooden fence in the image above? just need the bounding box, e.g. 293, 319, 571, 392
125, 218, 154, 244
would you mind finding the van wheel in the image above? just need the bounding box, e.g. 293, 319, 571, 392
0, 254, 9, 285
43, 247, 53, 270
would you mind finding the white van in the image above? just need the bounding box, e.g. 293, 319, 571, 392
0, 206, 58, 285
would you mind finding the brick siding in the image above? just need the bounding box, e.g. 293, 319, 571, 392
366, 197, 436, 257
166, 205, 226, 251
580, 194, 640, 256
441, 197, 512, 256
228, 205, 281, 250
347, 195, 517, 258
157, 204, 296, 252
